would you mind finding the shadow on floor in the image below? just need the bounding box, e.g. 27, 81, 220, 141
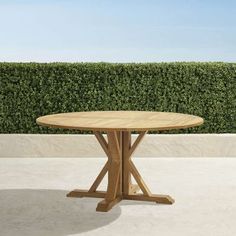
0, 189, 121, 236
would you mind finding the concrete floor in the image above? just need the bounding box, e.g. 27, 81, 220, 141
0, 158, 236, 236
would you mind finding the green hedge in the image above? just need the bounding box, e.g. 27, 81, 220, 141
0, 62, 235, 134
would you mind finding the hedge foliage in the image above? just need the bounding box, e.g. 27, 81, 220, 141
0, 62, 235, 134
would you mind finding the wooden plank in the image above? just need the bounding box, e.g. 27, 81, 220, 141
105, 131, 121, 201
129, 160, 152, 196
129, 131, 147, 157
122, 131, 131, 195
67, 190, 106, 198
96, 196, 122, 212
36, 111, 204, 132
95, 131, 122, 212
117, 131, 123, 196
94, 131, 110, 157
88, 161, 108, 192
123, 194, 175, 204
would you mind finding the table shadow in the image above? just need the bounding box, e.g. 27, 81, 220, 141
0, 189, 121, 236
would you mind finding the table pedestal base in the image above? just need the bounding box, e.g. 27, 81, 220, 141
67, 131, 174, 212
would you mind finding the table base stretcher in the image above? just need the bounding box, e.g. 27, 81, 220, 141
67, 131, 174, 212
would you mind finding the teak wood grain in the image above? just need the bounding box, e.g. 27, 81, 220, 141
37, 111, 204, 212
36, 111, 203, 131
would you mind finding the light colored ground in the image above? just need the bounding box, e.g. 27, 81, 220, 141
0, 158, 236, 236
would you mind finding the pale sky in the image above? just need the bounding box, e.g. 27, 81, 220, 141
0, 0, 235, 62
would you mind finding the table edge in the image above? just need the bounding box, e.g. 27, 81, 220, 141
36, 119, 204, 132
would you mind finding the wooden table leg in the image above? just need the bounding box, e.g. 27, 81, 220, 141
96, 131, 122, 212
67, 130, 174, 212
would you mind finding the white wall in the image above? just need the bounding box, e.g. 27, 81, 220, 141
0, 134, 235, 158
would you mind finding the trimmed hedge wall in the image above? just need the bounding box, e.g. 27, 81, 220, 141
0, 62, 235, 134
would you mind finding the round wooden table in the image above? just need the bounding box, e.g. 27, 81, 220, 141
36, 111, 204, 212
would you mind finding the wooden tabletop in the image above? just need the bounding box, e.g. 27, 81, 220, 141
36, 111, 203, 131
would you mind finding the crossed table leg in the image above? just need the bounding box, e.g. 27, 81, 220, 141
67, 131, 174, 212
